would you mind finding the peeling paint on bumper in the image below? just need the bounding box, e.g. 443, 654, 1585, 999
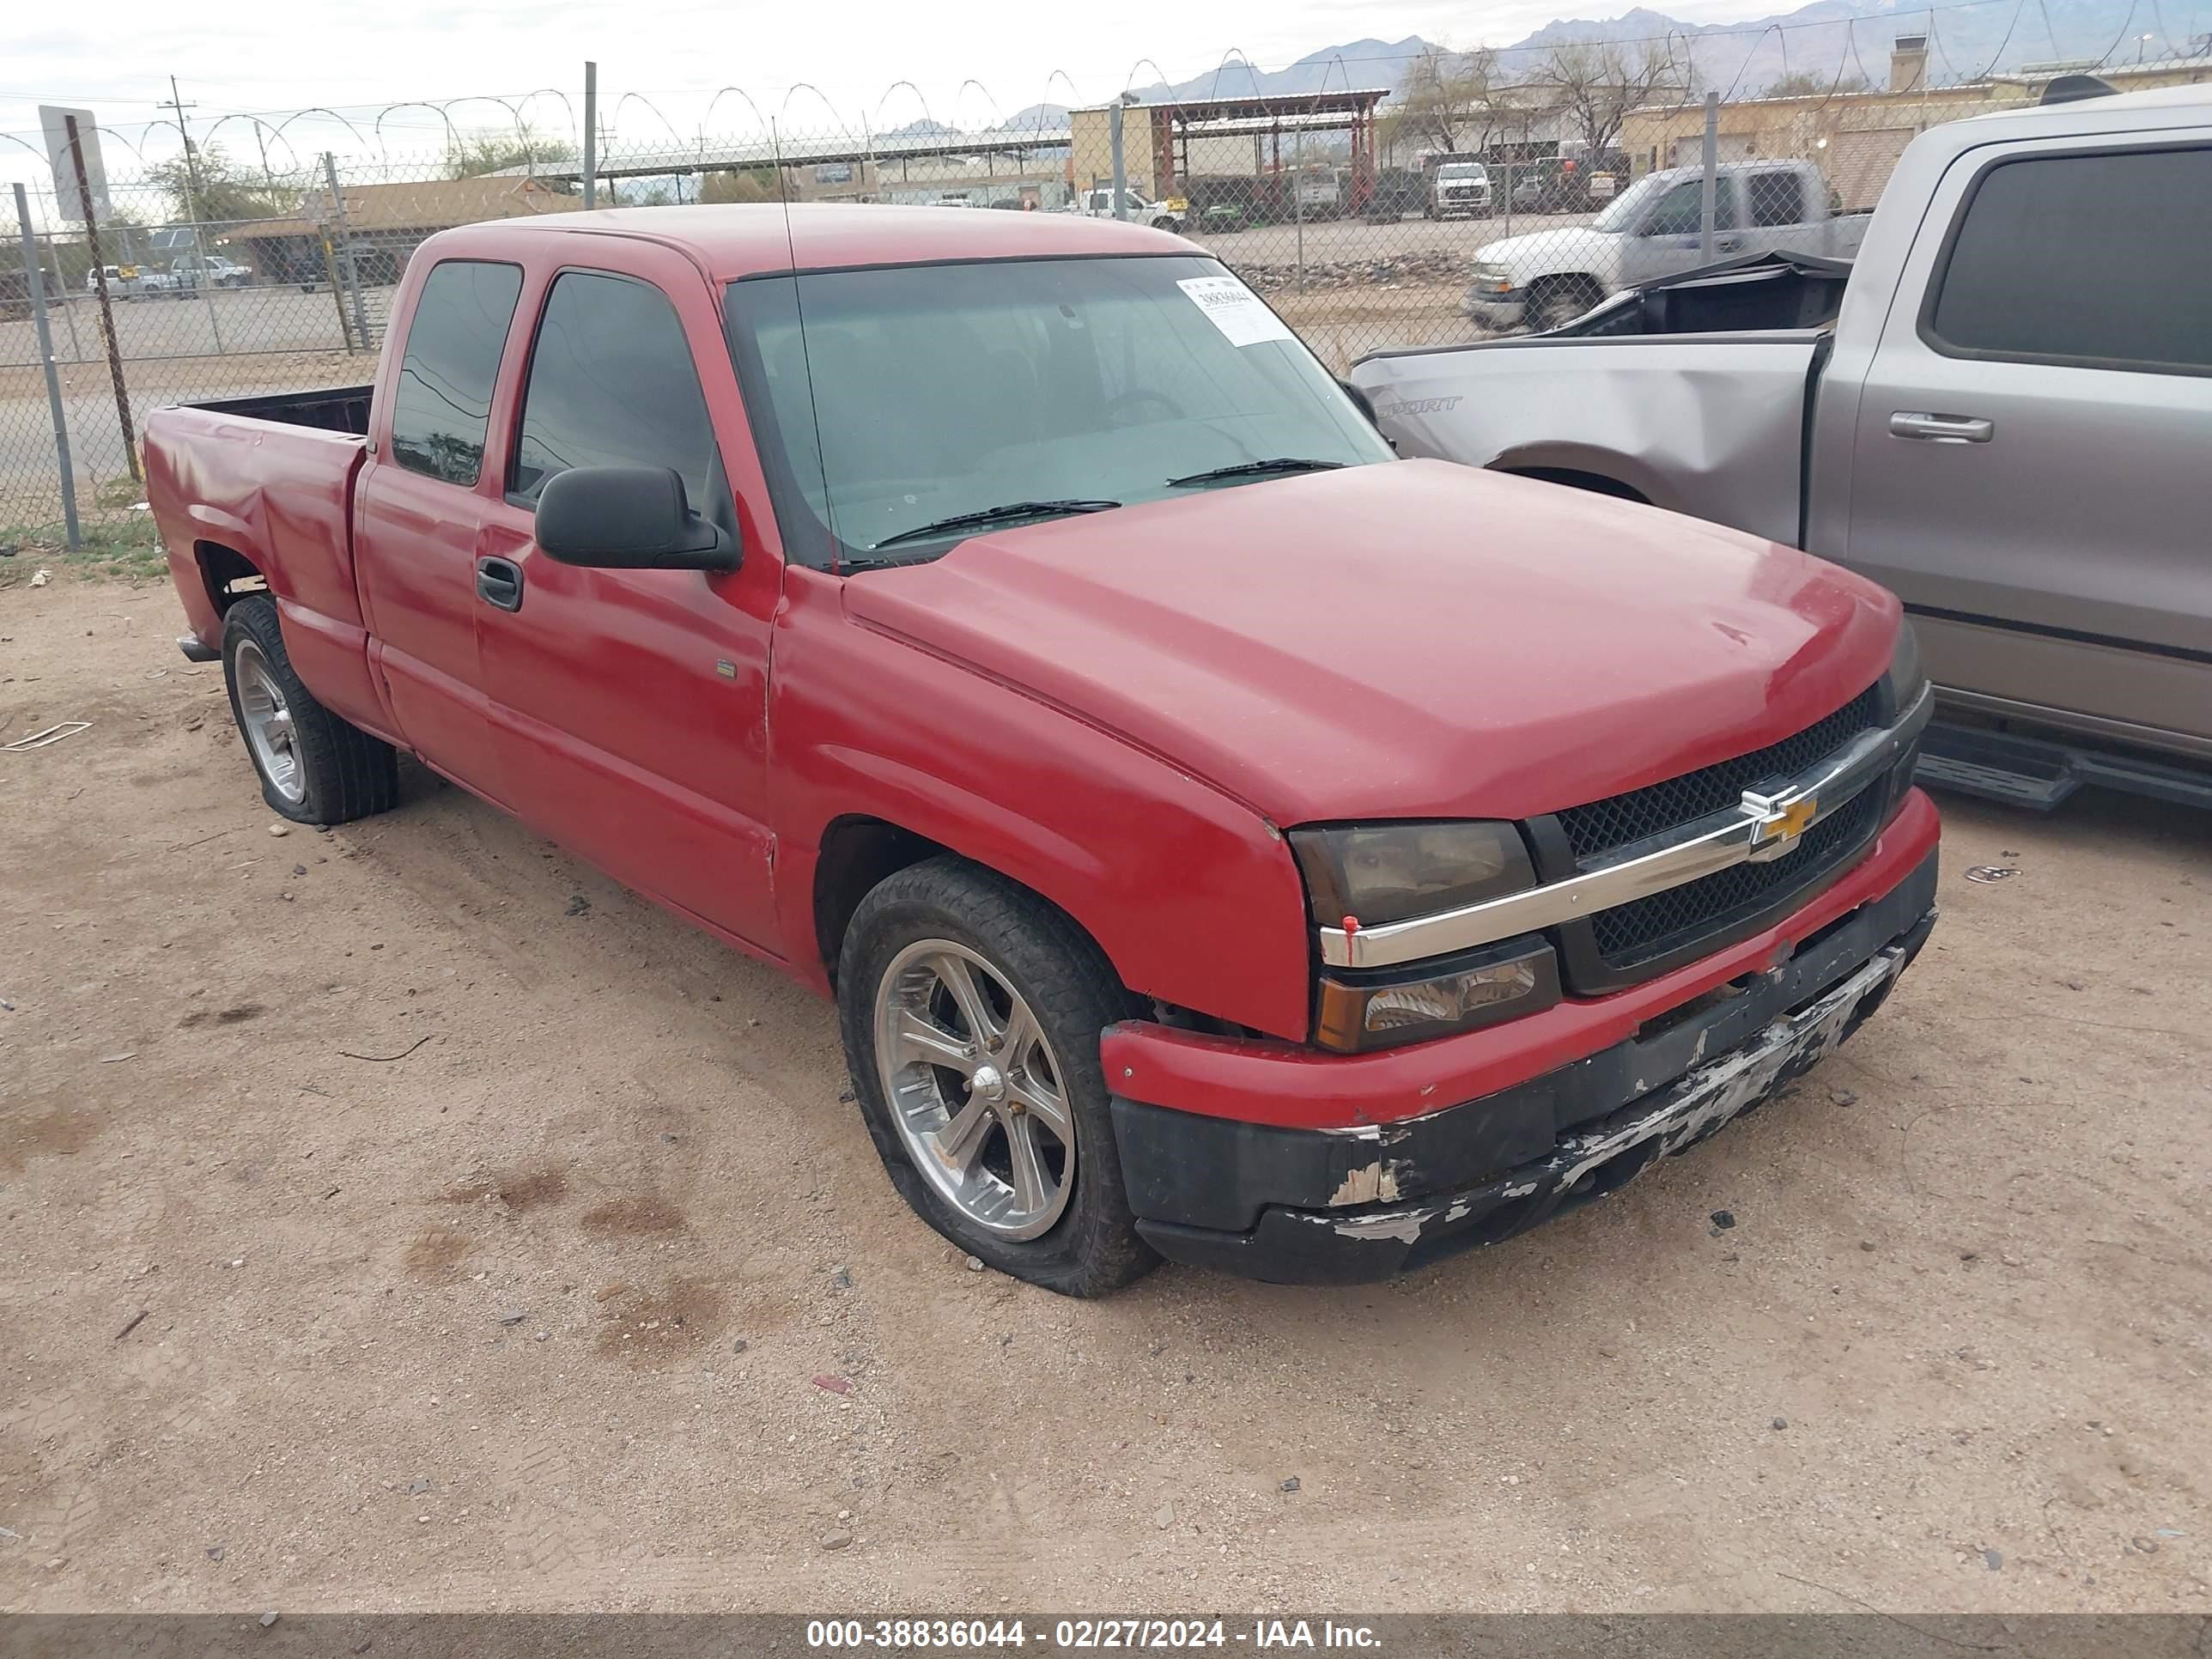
1121, 872, 1937, 1285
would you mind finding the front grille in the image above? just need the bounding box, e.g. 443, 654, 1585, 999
1557, 683, 1882, 863
1589, 785, 1885, 967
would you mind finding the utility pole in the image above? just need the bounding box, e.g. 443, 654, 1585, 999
157, 76, 225, 351
158, 77, 207, 216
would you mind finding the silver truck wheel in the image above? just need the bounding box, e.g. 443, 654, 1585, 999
232, 637, 305, 805
836, 855, 1159, 1296
873, 939, 1075, 1242
220, 594, 398, 823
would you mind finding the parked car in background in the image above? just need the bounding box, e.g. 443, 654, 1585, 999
1066, 185, 1188, 233
83, 263, 149, 299
1497, 155, 1611, 216
1364, 167, 1427, 222
1427, 161, 1492, 220
165, 253, 252, 290
1353, 85, 2212, 811
144, 203, 1938, 1293
0, 267, 64, 322
1462, 160, 1869, 331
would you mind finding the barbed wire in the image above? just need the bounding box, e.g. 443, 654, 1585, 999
9, 0, 2209, 164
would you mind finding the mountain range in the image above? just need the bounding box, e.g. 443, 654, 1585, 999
999, 0, 2205, 125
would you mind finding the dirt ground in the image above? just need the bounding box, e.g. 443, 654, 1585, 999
2, 569, 2207, 1614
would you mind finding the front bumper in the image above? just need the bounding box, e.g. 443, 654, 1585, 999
1463, 289, 1528, 326
1113, 842, 1938, 1284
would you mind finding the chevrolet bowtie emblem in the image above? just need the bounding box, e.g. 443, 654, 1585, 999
1745, 791, 1817, 860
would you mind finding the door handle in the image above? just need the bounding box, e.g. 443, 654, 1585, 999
475, 555, 525, 612
1716, 234, 1745, 252
1889, 410, 1993, 444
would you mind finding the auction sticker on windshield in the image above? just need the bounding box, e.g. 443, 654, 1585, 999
1176, 276, 1293, 347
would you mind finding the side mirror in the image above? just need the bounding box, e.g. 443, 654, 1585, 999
534, 465, 739, 572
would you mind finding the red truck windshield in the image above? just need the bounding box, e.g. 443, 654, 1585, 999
723, 254, 1390, 567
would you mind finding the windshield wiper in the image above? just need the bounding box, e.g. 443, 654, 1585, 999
869, 499, 1121, 550
1165, 458, 1346, 488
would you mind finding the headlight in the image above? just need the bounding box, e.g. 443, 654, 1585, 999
1880, 619, 1929, 811
1290, 821, 1535, 928
1881, 618, 1927, 715
1294, 821, 1557, 1052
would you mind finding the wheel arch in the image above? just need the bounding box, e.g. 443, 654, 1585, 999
1487, 441, 1669, 510
195, 540, 268, 620
811, 815, 1133, 1002
813, 816, 953, 990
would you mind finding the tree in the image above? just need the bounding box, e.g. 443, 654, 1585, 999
1382, 46, 1506, 157
145, 144, 297, 225
1536, 41, 1684, 155
1765, 70, 1871, 98
445, 126, 577, 179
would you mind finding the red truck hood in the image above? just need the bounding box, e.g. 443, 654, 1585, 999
842, 459, 1900, 825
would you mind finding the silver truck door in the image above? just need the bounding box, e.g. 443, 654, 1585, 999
1839, 137, 2212, 755
1620, 176, 1740, 286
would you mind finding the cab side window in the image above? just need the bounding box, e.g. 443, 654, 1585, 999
1747, 170, 1809, 228
387, 260, 523, 485
1927, 146, 2212, 374
510, 270, 723, 511
1644, 177, 1737, 235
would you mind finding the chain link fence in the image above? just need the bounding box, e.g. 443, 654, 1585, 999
4, 40, 2207, 555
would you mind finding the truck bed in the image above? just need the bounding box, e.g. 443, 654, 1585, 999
1560, 252, 1851, 338
144, 390, 385, 740
189, 384, 374, 436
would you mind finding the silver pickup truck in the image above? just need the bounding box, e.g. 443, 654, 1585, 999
1353, 85, 2212, 810
1465, 159, 1869, 331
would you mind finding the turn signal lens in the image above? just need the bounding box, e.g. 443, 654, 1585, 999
1315, 939, 1559, 1053
1364, 959, 1537, 1030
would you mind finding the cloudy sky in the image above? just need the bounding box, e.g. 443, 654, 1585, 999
3, 0, 1799, 206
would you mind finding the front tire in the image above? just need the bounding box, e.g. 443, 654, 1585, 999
1527, 275, 1605, 331
836, 857, 1159, 1297
222, 594, 398, 823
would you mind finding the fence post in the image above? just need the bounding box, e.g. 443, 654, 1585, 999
1699, 90, 1719, 262
15, 183, 82, 550
65, 113, 138, 485
46, 232, 83, 361
321, 233, 354, 353
1109, 98, 1127, 220
582, 62, 599, 210
323, 153, 371, 351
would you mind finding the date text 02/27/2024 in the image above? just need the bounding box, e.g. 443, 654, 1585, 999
805, 1620, 1384, 1650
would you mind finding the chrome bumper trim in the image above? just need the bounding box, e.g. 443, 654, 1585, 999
1318, 682, 1935, 970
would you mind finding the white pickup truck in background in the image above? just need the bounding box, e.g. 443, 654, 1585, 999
1465, 159, 1869, 331
1065, 186, 1188, 233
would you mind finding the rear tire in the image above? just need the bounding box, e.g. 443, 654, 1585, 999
837, 856, 1159, 1297
222, 594, 398, 824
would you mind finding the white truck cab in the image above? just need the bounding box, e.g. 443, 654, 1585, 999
1069, 187, 1187, 232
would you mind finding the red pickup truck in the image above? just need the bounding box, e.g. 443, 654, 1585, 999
146, 204, 1940, 1295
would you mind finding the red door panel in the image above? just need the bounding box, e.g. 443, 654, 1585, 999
355, 463, 502, 792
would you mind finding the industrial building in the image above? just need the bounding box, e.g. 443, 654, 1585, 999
1621, 35, 2212, 206
1068, 89, 1389, 212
